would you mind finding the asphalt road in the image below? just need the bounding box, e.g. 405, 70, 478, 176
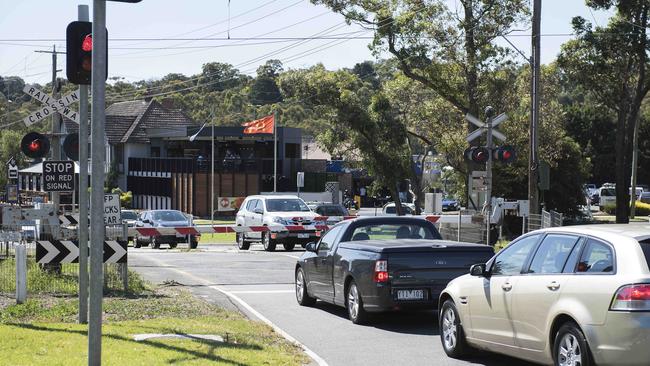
130, 245, 536, 366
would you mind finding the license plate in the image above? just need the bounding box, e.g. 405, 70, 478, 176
396, 289, 426, 301
297, 233, 310, 238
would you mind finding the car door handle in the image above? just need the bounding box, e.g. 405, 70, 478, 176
547, 281, 560, 291
501, 282, 512, 291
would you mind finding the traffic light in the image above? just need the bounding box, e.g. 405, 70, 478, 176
21, 132, 50, 159
66, 21, 107, 85
493, 145, 516, 164
63, 133, 79, 161
464, 146, 489, 164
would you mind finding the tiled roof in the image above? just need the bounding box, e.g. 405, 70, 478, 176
61, 99, 198, 144
120, 101, 196, 144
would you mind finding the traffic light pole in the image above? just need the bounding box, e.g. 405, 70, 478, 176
89, 1, 107, 364
77, 4, 90, 325
484, 107, 494, 246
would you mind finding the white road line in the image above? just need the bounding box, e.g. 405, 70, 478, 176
228, 290, 294, 294
140, 255, 328, 366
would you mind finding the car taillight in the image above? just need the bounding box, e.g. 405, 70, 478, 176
610, 284, 650, 311
374, 260, 389, 283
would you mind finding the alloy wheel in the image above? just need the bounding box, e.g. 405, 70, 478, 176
348, 284, 359, 320
296, 270, 305, 302
442, 308, 458, 351
558, 334, 582, 366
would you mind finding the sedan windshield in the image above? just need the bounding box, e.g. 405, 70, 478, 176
316, 205, 348, 216
266, 199, 310, 212
152, 211, 187, 222
121, 211, 138, 220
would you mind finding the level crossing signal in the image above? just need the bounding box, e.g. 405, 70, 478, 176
21, 132, 50, 159
63, 133, 80, 161
66, 21, 107, 85
493, 145, 516, 163
464, 146, 489, 164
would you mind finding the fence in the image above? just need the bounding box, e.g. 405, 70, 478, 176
0, 223, 130, 297
437, 209, 564, 245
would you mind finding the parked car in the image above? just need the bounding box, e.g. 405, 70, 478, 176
438, 225, 650, 366
294, 216, 494, 324
134, 209, 199, 249
598, 186, 616, 210
640, 191, 650, 204
382, 202, 416, 215
311, 203, 351, 224
121, 209, 138, 242
442, 197, 460, 211
583, 183, 598, 197
235, 195, 323, 251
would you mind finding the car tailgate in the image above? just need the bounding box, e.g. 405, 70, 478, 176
388, 245, 494, 286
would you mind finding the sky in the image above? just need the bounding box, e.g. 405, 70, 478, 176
0, 0, 612, 87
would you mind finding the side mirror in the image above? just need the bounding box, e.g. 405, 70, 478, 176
254, 208, 264, 215
305, 242, 318, 252
470, 263, 487, 277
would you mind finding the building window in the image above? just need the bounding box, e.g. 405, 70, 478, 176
285, 143, 300, 158
116, 144, 124, 173
151, 146, 161, 157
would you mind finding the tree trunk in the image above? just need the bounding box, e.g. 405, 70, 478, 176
614, 108, 631, 223
392, 185, 404, 216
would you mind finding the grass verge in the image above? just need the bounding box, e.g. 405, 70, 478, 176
199, 233, 235, 244
0, 286, 307, 365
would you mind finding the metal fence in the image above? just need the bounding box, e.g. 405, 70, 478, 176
0, 224, 129, 296
437, 209, 564, 245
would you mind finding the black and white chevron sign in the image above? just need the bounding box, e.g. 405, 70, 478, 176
59, 214, 80, 226
36, 240, 127, 264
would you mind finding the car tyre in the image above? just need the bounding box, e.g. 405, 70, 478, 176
295, 267, 316, 306
134, 237, 142, 248
553, 322, 593, 366
262, 232, 276, 252
283, 243, 295, 251
169, 242, 177, 249
346, 280, 368, 324
236, 232, 250, 250
440, 299, 469, 358
189, 240, 198, 249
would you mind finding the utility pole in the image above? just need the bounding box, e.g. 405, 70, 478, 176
529, 0, 541, 215
77, 4, 90, 325
484, 106, 495, 246
34, 46, 65, 213
89, 1, 107, 364
273, 109, 278, 193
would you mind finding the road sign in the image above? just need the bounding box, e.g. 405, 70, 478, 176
471, 171, 487, 192
465, 113, 508, 143
43, 160, 75, 192
103, 193, 122, 225
6, 157, 18, 180
36, 240, 127, 264
297, 172, 304, 188
6, 184, 18, 203
22, 85, 80, 126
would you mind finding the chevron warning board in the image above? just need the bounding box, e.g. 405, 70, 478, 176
36, 240, 127, 264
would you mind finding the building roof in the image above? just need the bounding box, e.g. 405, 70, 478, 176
63, 99, 197, 144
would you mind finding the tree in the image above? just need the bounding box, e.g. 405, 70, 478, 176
279, 66, 412, 214
200, 62, 249, 92
558, 1, 650, 223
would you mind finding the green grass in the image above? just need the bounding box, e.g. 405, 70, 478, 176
0, 287, 307, 365
193, 219, 235, 225
198, 233, 236, 244
0, 259, 146, 295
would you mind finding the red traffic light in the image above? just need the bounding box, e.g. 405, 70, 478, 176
82, 34, 93, 52
464, 146, 489, 164
494, 145, 516, 163
21, 132, 50, 159
63, 133, 80, 161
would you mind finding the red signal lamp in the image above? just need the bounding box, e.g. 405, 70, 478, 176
493, 145, 516, 164
82, 34, 93, 52
464, 146, 490, 164
21, 132, 50, 159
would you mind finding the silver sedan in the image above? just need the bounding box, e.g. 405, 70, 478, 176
438, 224, 650, 366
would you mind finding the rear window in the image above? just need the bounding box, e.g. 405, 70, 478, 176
641, 240, 650, 268
316, 205, 348, 216
346, 223, 440, 241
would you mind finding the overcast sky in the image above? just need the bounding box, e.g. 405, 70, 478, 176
1, 1, 611, 86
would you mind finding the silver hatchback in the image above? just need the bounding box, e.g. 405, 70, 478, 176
439, 224, 650, 366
